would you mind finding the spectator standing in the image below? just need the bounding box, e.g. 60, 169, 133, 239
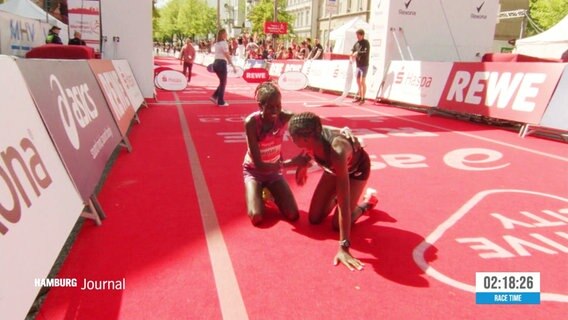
210, 29, 237, 107
351, 29, 370, 104
68, 31, 86, 45
46, 26, 63, 44
179, 39, 196, 83
309, 39, 324, 59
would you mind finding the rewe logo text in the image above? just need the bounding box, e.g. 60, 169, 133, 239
445, 71, 546, 112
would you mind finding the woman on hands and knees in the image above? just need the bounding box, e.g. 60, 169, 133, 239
289, 112, 378, 271
243, 82, 309, 226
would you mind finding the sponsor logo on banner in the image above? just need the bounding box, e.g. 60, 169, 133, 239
112, 60, 145, 111
0, 136, 52, 235
0, 12, 52, 57
243, 68, 269, 83
155, 70, 187, 91
471, 1, 488, 19
381, 61, 452, 107
399, 0, 417, 15
0, 55, 83, 320
284, 60, 304, 72
49, 74, 99, 150
89, 60, 136, 135
278, 71, 309, 91
269, 61, 286, 77
245, 59, 266, 69
438, 62, 565, 124
16, 59, 122, 201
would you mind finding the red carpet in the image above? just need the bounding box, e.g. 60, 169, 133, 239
36, 57, 567, 320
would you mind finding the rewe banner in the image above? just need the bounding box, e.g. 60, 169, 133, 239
243, 68, 269, 83
89, 60, 136, 136
16, 59, 122, 201
0, 55, 84, 320
438, 62, 566, 124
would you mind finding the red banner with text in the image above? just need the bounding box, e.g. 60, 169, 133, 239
438, 62, 566, 124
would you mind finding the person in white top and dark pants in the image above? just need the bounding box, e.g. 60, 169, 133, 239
211, 29, 237, 107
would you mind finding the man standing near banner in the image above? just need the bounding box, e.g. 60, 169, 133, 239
46, 26, 63, 44
180, 39, 196, 83
351, 29, 370, 105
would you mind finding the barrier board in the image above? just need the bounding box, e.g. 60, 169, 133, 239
438, 62, 565, 124
17, 59, 122, 201
112, 59, 145, 111
0, 55, 84, 320
89, 60, 137, 135
539, 65, 568, 131
379, 61, 453, 107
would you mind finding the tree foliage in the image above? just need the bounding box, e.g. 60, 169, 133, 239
247, 0, 295, 37
527, 0, 568, 35
153, 0, 217, 42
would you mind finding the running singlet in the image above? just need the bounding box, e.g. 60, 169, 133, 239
243, 111, 287, 171
313, 127, 369, 178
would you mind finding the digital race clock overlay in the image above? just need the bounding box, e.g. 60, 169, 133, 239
475, 272, 540, 304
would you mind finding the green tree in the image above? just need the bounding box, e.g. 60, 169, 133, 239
154, 0, 217, 42
527, 0, 568, 35
248, 0, 295, 37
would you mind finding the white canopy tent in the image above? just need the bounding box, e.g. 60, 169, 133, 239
330, 17, 371, 55
514, 14, 568, 60
0, 0, 65, 28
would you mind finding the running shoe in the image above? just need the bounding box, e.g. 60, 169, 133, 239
361, 188, 378, 211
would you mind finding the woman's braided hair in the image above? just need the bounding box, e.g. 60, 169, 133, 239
254, 81, 281, 107
288, 112, 322, 139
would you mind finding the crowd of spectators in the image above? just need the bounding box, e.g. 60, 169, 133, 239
154, 32, 331, 61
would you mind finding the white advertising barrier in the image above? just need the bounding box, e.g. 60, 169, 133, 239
278, 71, 309, 91
303, 59, 357, 93
539, 65, 568, 131
366, 0, 499, 99
194, 52, 205, 65
155, 69, 187, 91
269, 60, 286, 77
203, 54, 215, 67
112, 59, 145, 111
227, 66, 244, 78
379, 61, 453, 107
0, 55, 84, 320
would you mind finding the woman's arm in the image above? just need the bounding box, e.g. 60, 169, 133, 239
330, 137, 364, 271
223, 44, 237, 72
330, 138, 352, 247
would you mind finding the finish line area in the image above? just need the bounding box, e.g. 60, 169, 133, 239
36, 59, 567, 320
